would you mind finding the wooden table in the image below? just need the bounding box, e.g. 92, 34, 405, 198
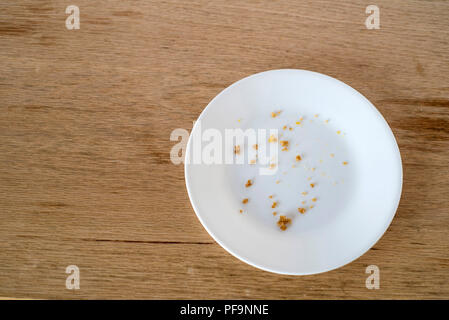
1, 0, 448, 299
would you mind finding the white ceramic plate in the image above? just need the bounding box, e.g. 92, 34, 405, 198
185, 69, 402, 275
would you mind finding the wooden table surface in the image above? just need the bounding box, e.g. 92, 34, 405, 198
1, 0, 448, 299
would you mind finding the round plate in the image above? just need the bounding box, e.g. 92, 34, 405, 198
185, 69, 402, 275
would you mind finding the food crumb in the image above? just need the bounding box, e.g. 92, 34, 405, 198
289, 127, 293, 131
234, 145, 240, 155
239, 209, 243, 213
250, 159, 256, 165
283, 125, 287, 130
245, 179, 253, 187
272, 211, 277, 216
298, 207, 306, 214
269, 195, 273, 199
310, 183, 315, 188
330, 153, 334, 157
343, 161, 348, 165
312, 197, 317, 202
275, 180, 280, 184
301, 200, 306, 205
268, 134, 277, 143
242, 198, 249, 204
271, 201, 278, 208
282, 147, 288, 151
295, 155, 302, 162
309, 205, 314, 209
301, 191, 308, 196
277, 215, 291, 231
253, 144, 258, 150
337, 130, 341, 134
269, 163, 277, 169
271, 110, 281, 118
314, 114, 319, 118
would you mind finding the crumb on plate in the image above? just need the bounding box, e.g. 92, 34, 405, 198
245, 179, 253, 187
277, 215, 291, 231
298, 207, 306, 214
268, 134, 277, 143
271, 110, 281, 118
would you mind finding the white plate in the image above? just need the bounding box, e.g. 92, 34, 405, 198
185, 69, 402, 275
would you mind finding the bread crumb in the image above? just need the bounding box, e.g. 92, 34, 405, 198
239, 209, 243, 213
271, 201, 277, 208
268, 134, 277, 143
310, 183, 315, 188
277, 215, 291, 231
271, 110, 281, 118
295, 121, 301, 125
250, 159, 256, 165
301, 201, 306, 205
289, 127, 293, 131
298, 207, 306, 214
343, 161, 348, 165
245, 179, 253, 187
272, 211, 277, 216
295, 155, 302, 162
309, 205, 314, 209
283, 125, 287, 130
253, 144, 258, 150
301, 191, 308, 196
312, 197, 317, 202
275, 180, 280, 184
280, 140, 289, 147
270, 163, 277, 169
269, 195, 273, 199
314, 114, 319, 118
282, 147, 288, 151
242, 198, 249, 204
234, 145, 240, 155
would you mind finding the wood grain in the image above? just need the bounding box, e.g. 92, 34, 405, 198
0, 0, 448, 299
